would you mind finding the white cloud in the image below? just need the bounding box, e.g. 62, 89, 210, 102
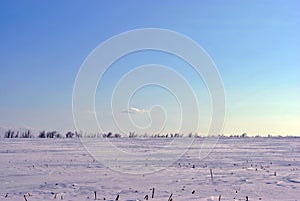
121, 107, 148, 114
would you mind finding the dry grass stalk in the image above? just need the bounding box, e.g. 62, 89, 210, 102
167, 193, 173, 201
210, 168, 214, 181
151, 188, 155, 198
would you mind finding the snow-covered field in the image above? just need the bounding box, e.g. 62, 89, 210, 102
0, 138, 299, 201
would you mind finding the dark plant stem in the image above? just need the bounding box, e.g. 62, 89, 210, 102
152, 188, 155, 198
210, 168, 213, 181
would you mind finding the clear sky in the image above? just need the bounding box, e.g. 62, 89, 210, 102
0, 0, 299, 136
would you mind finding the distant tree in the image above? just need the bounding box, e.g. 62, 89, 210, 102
46, 131, 53, 138
38, 131, 46, 138
66, 131, 75, 138
75, 131, 82, 138
4, 130, 15, 138
20, 129, 33, 138
129, 132, 136, 138
46, 131, 61, 138
107, 132, 112, 138
114, 133, 121, 138
241, 133, 248, 138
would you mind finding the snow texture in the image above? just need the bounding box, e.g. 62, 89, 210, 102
0, 138, 299, 200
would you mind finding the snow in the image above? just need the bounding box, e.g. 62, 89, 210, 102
0, 138, 299, 201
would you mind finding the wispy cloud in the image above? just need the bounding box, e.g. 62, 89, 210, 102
121, 107, 148, 114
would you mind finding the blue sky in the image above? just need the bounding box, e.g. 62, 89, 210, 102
0, 1, 299, 136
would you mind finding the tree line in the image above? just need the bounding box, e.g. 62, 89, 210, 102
2, 130, 188, 138
2, 130, 296, 138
